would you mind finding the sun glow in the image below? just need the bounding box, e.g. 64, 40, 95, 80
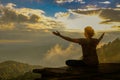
56, 12, 117, 32
78, 14, 109, 31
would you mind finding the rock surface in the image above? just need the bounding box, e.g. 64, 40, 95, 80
33, 63, 120, 80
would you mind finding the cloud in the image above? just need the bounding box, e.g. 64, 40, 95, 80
0, 3, 44, 23
111, 25, 120, 30
0, 8, 29, 23
0, 3, 65, 31
5, 3, 16, 9
55, 0, 73, 4
16, 8, 45, 17
55, 12, 70, 19
55, 0, 84, 4
0, 23, 15, 30
116, 4, 120, 8
100, 9, 120, 23
0, 40, 31, 44
99, 1, 111, 4
41, 44, 82, 67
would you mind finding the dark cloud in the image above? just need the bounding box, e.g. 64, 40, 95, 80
0, 8, 18, 23
73, 9, 120, 24
29, 14, 39, 23
100, 9, 120, 23
0, 7, 40, 23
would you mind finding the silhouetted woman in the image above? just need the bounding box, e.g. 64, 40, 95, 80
53, 26, 105, 66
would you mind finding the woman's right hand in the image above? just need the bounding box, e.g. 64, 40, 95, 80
52, 31, 61, 36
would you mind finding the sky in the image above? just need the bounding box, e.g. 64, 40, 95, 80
0, 0, 120, 16
0, 0, 120, 31
0, 0, 120, 67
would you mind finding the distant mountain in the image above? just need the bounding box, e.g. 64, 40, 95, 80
98, 38, 120, 63
0, 61, 42, 80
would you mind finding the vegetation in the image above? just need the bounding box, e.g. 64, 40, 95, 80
0, 61, 41, 80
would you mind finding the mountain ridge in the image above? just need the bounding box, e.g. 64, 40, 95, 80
98, 38, 120, 63
0, 60, 42, 79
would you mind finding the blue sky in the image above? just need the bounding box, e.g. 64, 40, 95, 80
0, 0, 67, 16
0, 0, 120, 16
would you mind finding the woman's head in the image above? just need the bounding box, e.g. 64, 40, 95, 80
84, 26, 95, 38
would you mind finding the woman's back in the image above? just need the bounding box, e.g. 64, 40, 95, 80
79, 38, 99, 65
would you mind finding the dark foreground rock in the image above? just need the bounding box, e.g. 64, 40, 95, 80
32, 63, 120, 80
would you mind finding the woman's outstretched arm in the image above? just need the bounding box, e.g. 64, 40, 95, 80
98, 32, 105, 41
52, 31, 80, 43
